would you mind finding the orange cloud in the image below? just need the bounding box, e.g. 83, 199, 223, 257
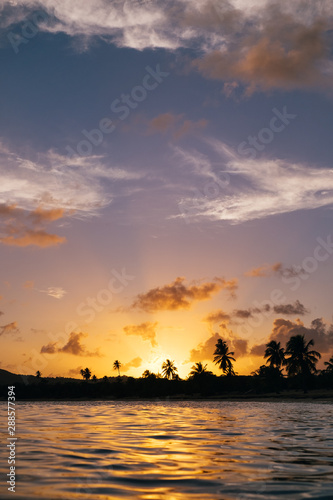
0, 321, 19, 336
30, 207, 67, 223
245, 262, 282, 277
147, 113, 208, 139
193, 12, 328, 94
41, 332, 102, 357
204, 309, 230, 325
40, 342, 58, 354
251, 317, 333, 355
148, 113, 180, 133
0, 203, 67, 248
124, 322, 158, 347
122, 357, 143, 372
68, 366, 84, 377
132, 276, 237, 312
190, 329, 249, 363
0, 230, 66, 248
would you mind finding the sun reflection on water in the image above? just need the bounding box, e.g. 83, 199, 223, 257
0, 401, 332, 499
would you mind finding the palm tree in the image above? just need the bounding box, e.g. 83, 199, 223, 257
213, 338, 236, 375
285, 335, 321, 377
324, 356, 333, 373
161, 359, 178, 379
189, 362, 212, 378
264, 340, 285, 368
35, 370, 41, 378
80, 368, 91, 380
113, 360, 121, 377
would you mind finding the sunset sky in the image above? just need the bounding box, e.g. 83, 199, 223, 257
1, 0, 333, 379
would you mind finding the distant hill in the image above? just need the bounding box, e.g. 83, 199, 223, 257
0, 369, 122, 386
0, 368, 32, 385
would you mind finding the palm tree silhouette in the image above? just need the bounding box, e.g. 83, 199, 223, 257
189, 362, 212, 378
264, 340, 285, 368
285, 335, 321, 376
113, 360, 121, 377
213, 338, 236, 375
161, 359, 178, 379
80, 368, 91, 380
324, 356, 333, 372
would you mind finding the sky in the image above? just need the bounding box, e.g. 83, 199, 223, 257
1, 0, 333, 379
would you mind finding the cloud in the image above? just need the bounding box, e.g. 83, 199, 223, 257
0, 230, 66, 248
249, 343, 266, 357
233, 301, 308, 320
23, 281, 66, 299
204, 309, 230, 325
124, 321, 158, 347
231, 336, 248, 357
173, 119, 208, 140
182, 0, 243, 34
194, 22, 328, 94
0, 321, 19, 336
0, 144, 145, 230
192, 3, 332, 94
41, 287, 67, 299
40, 332, 102, 357
3, 1, 332, 93
0, 0, 176, 50
206, 298, 308, 328
251, 317, 333, 355
40, 342, 57, 354
245, 262, 309, 280
176, 140, 333, 224
68, 366, 84, 377
189, 330, 248, 362
273, 300, 309, 316
23, 280, 35, 289
189, 332, 221, 362
148, 113, 180, 134
30, 206, 67, 223
279, 266, 308, 279
147, 113, 208, 139
245, 262, 282, 277
233, 309, 255, 319
132, 276, 237, 312
0, 203, 67, 248
122, 357, 143, 372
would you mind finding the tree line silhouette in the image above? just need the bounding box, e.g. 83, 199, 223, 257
9, 334, 333, 399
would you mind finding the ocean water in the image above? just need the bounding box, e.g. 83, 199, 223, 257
1, 401, 333, 499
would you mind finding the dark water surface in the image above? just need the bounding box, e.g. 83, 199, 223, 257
1, 401, 333, 499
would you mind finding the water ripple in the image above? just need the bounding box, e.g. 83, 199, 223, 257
1, 401, 333, 499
